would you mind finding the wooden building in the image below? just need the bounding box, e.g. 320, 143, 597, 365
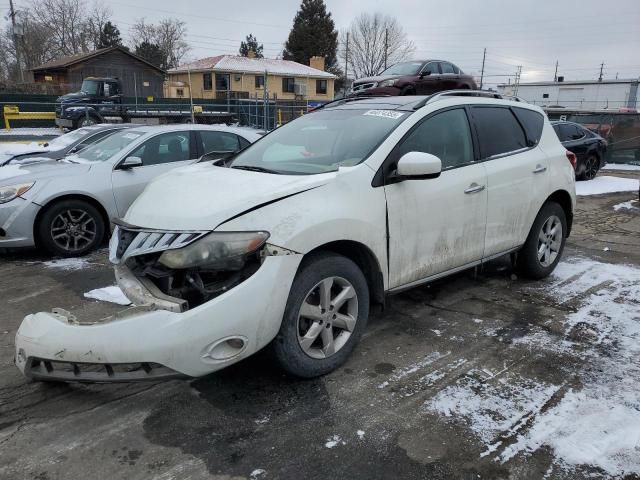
31, 47, 165, 98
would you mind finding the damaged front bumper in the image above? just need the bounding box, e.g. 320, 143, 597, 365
15, 254, 302, 382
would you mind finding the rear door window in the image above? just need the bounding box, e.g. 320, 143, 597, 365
512, 107, 544, 146
199, 131, 241, 154
472, 107, 528, 159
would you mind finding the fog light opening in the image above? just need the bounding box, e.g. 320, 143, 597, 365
202, 336, 248, 361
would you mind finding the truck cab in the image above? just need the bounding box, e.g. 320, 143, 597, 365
55, 77, 124, 129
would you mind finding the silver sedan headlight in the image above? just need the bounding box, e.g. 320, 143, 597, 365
377, 79, 397, 87
158, 231, 270, 269
0, 182, 35, 204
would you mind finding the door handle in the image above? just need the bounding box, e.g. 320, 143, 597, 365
464, 183, 485, 194
533, 165, 547, 174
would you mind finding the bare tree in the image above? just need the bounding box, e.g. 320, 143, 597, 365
29, 0, 90, 56
130, 18, 190, 70
339, 12, 414, 79
85, 3, 113, 49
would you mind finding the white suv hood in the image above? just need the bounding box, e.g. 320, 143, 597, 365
123, 162, 333, 231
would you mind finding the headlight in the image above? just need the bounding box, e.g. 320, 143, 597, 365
377, 79, 396, 87
158, 231, 269, 269
0, 182, 35, 204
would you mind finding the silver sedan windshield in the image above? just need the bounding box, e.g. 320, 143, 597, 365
73, 130, 145, 162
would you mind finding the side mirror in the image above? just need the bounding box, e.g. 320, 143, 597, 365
395, 152, 442, 180
120, 156, 143, 169
422, 70, 431, 76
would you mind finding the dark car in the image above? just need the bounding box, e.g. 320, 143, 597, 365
349, 60, 477, 97
552, 121, 607, 180
0, 124, 137, 166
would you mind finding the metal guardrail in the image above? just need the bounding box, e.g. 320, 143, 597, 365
3, 105, 57, 130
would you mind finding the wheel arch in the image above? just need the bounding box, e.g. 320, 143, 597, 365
33, 193, 111, 245
304, 240, 385, 308
544, 190, 573, 237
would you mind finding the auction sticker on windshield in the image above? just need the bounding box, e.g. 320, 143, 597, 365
363, 110, 405, 120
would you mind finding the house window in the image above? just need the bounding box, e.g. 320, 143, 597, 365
543, 93, 549, 99
203, 72, 213, 91
176, 88, 184, 97
282, 77, 295, 93
316, 79, 327, 95
255, 75, 265, 88
216, 73, 230, 91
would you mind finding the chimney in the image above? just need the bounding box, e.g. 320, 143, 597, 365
247, 49, 256, 59
310, 56, 325, 71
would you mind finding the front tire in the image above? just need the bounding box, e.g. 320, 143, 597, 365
516, 201, 567, 279
37, 200, 105, 257
271, 252, 369, 378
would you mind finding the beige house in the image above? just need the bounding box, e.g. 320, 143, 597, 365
165, 54, 335, 101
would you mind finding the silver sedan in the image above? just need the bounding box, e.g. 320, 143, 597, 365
0, 124, 262, 256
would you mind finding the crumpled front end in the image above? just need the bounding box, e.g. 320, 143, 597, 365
15, 223, 303, 382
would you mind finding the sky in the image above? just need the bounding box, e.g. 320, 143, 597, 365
8, 0, 640, 88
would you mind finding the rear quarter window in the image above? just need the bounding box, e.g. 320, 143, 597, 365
471, 106, 528, 159
512, 107, 544, 146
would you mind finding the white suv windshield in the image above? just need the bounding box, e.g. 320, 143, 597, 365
231, 108, 408, 175
73, 130, 145, 162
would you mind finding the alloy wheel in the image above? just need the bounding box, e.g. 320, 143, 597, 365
537, 215, 563, 267
296, 276, 359, 359
584, 156, 598, 180
50, 208, 97, 253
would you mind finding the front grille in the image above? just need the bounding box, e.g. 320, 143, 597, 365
109, 225, 208, 264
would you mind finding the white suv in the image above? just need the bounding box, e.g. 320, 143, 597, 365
15, 92, 576, 382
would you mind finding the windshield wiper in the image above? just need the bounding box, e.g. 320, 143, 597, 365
231, 165, 281, 174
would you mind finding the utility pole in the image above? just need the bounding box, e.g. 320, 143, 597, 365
384, 28, 388, 70
553, 60, 558, 82
344, 32, 349, 93
598, 62, 604, 82
479, 48, 486, 89
9, 0, 24, 83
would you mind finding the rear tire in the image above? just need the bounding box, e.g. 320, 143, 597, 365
77, 116, 97, 128
578, 154, 599, 181
516, 201, 567, 279
271, 252, 369, 378
37, 199, 105, 257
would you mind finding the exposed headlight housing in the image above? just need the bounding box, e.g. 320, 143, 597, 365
0, 182, 35, 204
158, 231, 269, 269
377, 79, 397, 88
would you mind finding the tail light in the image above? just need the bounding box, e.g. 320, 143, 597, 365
566, 150, 577, 170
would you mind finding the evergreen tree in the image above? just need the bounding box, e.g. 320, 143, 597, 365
282, 0, 339, 72
97, 22, 123, 49
239, 34, 264, 58
135, 41, 166, 69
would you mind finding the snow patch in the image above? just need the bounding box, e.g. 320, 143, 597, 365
43, 258, 91, 271
84, 286, 131, 305
250, 469, 266, 479
325, 435, 344, 448
613, 199, 638, 211
602, 163, 640, 171
425, 257, 640, 476
575, 175, 638, 195
357, 430, 365, 439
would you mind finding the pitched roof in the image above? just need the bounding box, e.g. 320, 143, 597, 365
169, 55, 335, 78
32, 46, 166, 74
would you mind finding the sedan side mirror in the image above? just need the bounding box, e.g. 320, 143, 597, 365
120, 156, 143, 169
395, 152, 442, 180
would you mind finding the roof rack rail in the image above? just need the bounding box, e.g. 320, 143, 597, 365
311, 94, 393, 111
413, 90, 525, 110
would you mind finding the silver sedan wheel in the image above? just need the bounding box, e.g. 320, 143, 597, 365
297, 276, 359, 359
537, 215, 563, 267
51, 208, 97, 253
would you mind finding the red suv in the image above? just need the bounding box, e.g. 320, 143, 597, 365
349, 60, 477, 97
